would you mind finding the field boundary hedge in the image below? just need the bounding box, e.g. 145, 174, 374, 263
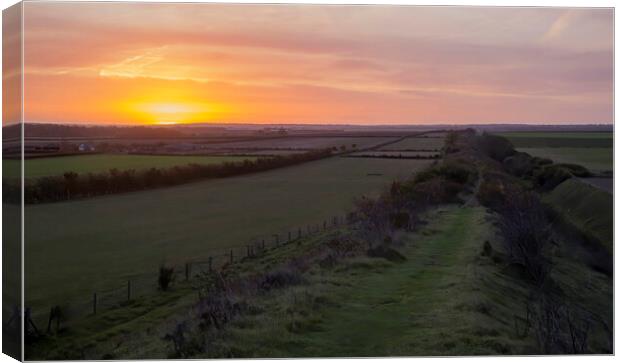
5, 149, 334, 204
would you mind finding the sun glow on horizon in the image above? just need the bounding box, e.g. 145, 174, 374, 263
20, 4, 613, 126
127, 102, 219, 125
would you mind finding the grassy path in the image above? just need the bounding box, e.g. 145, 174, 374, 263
285, 206, 530, 356
28, 206, 536, 359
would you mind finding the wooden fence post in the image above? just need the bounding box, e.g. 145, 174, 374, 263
93, 293, 97, 315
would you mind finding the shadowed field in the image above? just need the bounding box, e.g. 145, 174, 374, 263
4, 154, 260, 179
519, 147, 612, 173
23, 156, 432, 322
496, 131, 613, 173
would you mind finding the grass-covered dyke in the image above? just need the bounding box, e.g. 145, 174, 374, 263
546, 178, 613, 254
475, 132, 612, 354
25, 130, 612, 359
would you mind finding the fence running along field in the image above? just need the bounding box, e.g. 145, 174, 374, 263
24, 214, 350, 334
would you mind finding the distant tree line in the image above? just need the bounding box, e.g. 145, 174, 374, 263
4, 149, 333, 204
3, 123, 199, 139
344, 154, 440, 160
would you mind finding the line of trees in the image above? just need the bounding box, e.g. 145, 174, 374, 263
5, 149, 333, 204
345, 154, 440, 160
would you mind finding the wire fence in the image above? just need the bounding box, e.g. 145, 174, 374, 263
27, 214, 350, 333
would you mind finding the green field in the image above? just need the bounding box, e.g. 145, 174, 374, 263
519, 147, 612, 172
495, 131, 613, 173
5, 154, 259, 179
497, 132, 612, 148
205, 136, 398, 150
22, 156, 432, 320
350, 150, 440, 158
497, 132, 612, 139
379, 137, 445, 151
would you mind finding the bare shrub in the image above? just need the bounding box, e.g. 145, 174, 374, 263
367, 243, 406, 262
163, 322, 202, 358
199, 292, 243, 331
477, 133, 516, 161
528, 296, 592, 354
318, 238, 363, 268
352, 196, 394, 244
534, 165, 573, 191
46, 305, 64, 335
496, 191, 552, 286
196, 272, 245, 331
158, 265, 176, 291
258, 267, 305, 291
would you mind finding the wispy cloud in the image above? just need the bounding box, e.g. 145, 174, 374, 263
541, 10, 578, 42
22, 3, 613, 125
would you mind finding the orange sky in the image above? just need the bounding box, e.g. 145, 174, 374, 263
16, 3, 614, 125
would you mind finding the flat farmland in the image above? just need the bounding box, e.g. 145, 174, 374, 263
6, 154, 259, 179
497, 132, 612, 148
497, 132, 612, 139
519, 147, 612, 172
350, 151, 440, 158
497, 131, 613, 173
202, 136, 398, 150
379, 137, 445, 151
23, 156, 433, 318
231, 149, 309, 156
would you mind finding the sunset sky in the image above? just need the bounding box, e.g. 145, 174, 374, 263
19, 3, 614, 125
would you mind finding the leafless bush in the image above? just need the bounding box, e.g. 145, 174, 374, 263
198, 292, 244, 331
164, 322, 202, 358
367, 242, 406, 262
158, 265, 176, 291
527, 295, 592, 354
195, 272, 245, 331
257, 267, 305, 291
496, 192, 552, 286
353, 196, 394, 244
46, 305, 64, 335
